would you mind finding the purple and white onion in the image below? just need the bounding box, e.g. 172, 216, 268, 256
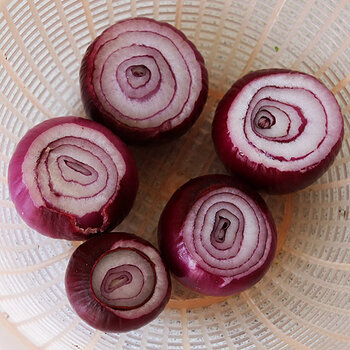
158, 175, 277, 296
212, 69, 344, 193
80, 17, 208, 143
8, 117, 138, 240
65, 233, 171, 332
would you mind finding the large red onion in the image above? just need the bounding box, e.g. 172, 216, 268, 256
65, 233, 171, 332
8, 117, 138, 240
212, 69, 344, 193
158, 175, 277, 296
80, 17, 208, 143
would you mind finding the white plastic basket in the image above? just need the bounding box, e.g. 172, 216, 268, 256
0, 0, 349, 349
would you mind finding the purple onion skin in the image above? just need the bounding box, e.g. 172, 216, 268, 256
212, 69, 344, 194
158, 174, 277, 296
8, 117, 138, 240
65, 233, 171, 332
80, 17, 208, 144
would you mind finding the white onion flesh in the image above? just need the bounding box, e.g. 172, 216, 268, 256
91, 18, 203, 129
183, 187, 273, 280
105, 239, 169, 319
22, 123, 126, 218
228, 73, 342, 171
91, 249, 155, 309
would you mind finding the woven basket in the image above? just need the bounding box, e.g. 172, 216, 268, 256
0, 0, 349, 349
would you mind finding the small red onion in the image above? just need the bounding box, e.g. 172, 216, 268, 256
8, 117, 138, 240
158, 175, 277, 296
65, 233, 171, 332
80, 17, 208, 143
212, 69, 344, 193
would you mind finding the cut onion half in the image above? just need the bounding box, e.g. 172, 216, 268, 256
212, 69, 344, 193
158, 175, 277, 296
65, 233, 171, 332
80, 17, 208, 143
8, 117, 138, 240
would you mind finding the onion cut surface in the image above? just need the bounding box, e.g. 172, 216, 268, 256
65, 233, 171, 332
158, 175, 277, 296
8, 117, 138, 240
212, 69, 344, 193
80, 17, 208, 143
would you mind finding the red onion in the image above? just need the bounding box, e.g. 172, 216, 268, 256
65, 233, 171, 332
8, 117, 138, 240
158, 175, 277, 296
80, 17, 208, 143
212, 69, 344, 193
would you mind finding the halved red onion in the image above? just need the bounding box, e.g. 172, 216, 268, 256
65, 233, 171, 332
8, 117, 138, 240
158, 175, 277, 296
212, 69, 344, 193
80, 17, 208, 143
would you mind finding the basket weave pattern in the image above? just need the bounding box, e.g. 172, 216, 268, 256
0, 0, 349, 349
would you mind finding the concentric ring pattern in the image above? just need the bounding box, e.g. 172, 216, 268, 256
0, 0, 349, 349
